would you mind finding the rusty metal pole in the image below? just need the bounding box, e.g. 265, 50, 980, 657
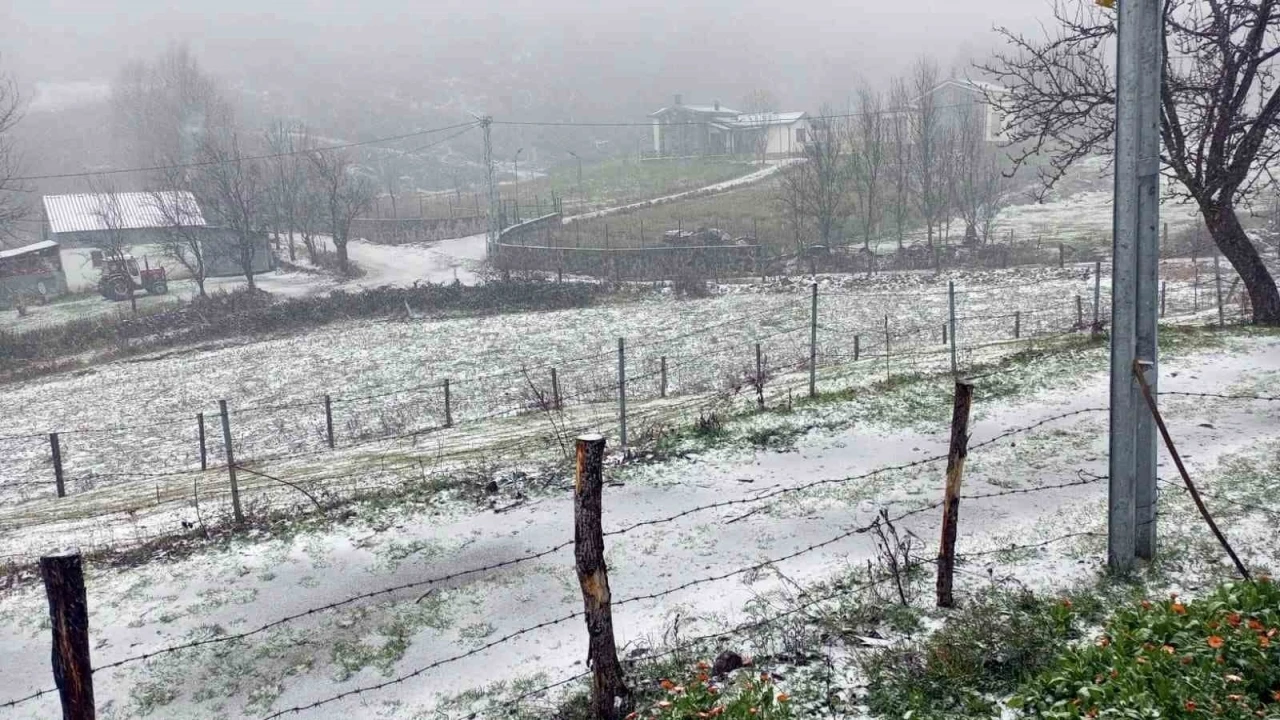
574, 435, 632, 720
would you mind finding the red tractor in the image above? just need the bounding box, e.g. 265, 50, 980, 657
90, 251, 168, 301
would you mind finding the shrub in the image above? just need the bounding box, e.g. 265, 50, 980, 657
1011, 579, 1280, 718
629, 661, 794, 720
864, 589, 1094, 717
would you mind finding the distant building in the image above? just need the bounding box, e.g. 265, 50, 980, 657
41, 191, 275, 282
916, 79, 1010, 143
0, 240, 68, 308
648, 95, 809, 158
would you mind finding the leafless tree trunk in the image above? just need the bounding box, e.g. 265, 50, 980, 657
146, 179, 209, 296
0, 66, 25, 236
308, 147, 375, 276
910, 57, 945, 248
774, 108, 855, 254
193, 132, 267, 291
740, 89, 779, 165
85, 180, 139, 314
852, 86, 889, 251
953, 103, 1011, 245
264, 121, 315, 263
982, 0, 1280, 324
889, 78, 914, 250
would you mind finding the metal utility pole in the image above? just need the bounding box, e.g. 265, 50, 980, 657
481, 116, 498, 258
569, 150, 584, 201
1108, 0, 1163, 573
513, 147, 524, 223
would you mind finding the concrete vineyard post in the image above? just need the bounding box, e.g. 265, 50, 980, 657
573, 435, 632, 720
219, 400, 244, 525
324, 395, 334, 449
41, 551, 95, 720
936, 381, 973, 608
51, 432, 65, 498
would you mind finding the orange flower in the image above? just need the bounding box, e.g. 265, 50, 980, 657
1136, 656, 1149, 665
660, 679, 676, 692
1272, 690, 1280, 702
1172, 602, 1187, 615
1185, 700, 1197, 711
1227, 613, 1242, 627
1062, 599, 1074, 609
625, 713, 638, 720
697, 673, 710, 683
1162, 644, 1176, 654
708, 709, 725, 718
1208, 635, 1225, 649
1141, 600, 1153, 610
1249, 619, 1265, 631
777, 693, 790, 703
1260, 635, 1271, 648
697, 661, 710, 671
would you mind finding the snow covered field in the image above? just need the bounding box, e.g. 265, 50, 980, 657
0, 327, 1275, 720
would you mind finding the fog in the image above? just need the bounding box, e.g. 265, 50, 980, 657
2, 0, 1053, 205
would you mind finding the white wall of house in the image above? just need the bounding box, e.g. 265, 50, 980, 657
652, 119, 662, 154
765, 120, 809, 156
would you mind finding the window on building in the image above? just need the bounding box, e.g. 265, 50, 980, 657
795, 128, 806, 144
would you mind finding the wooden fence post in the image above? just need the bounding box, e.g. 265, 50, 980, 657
883, 315, 891, 383
218, 400, 244, 525
41, 551, 95, 719
574, 435, 632, 720
551, 368, 562, 411
197, 413, 207, 471
941, 323, 947, 345
1160, 280, 1167, 318
809, 282, 818, 399
936, 381, 974, 608
659, 356, 667, 399
444, 380, 453, 428
324, 395, 334, 449
1214, 252, 1225, 327
1014, 311, 1021, 339
51, 432, 65, 498
1058, 242, 1065, 268
755, 342, 765, 411
854, 334, 860, 362
1076, 295, 1083, 328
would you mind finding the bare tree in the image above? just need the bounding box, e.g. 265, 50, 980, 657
84, 180, 139, 313
146, 173, 210, 297
740, 89, 779, 165
192, 132, 267, 291
909, 57, 946, 247
111, 44, 231, 168
775, 107, 855, 253
264, 121, 314, 262
851, 86, 890, 250
953, 103, 1011, 245
308, 147, 375, 276
982, 0, 1280, 323
0, 63, 26, 236
888, 78, 915, 250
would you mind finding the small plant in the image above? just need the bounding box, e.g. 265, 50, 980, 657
628, 661, 794, 720
1011, 579, 1280, 718
693, 412, 724, 439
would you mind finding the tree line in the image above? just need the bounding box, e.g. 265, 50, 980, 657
776, 57, 1013, 258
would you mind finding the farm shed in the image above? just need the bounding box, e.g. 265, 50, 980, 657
0, 240, 68, 308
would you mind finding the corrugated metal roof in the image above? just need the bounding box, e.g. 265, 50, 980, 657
42, 192, 207, 234
0, 240, 59, 261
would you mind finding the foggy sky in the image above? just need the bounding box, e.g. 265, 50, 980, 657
8, 0, 1052, 112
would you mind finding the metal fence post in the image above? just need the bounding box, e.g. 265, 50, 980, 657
41, 551, 95, 720
617, 338, 627, 450
197, 413, 207, 471
219, 400, 244, 525
948, 280, 957, 376
50, 432, 65, 498
324, 395, 334, 449
809, 282, 818, 398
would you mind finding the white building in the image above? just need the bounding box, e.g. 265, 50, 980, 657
648, 96, 809, 158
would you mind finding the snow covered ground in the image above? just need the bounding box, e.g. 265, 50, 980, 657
562, 161, 795, 224
0, 327, 1275, 719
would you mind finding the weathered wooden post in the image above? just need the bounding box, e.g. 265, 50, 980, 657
1014, 311, 1021, 339
218, 400, 244, 525
659, 356, 667, 398
941, 323, 947, 345
443, 380, 453, 428
551, 368, 562, 411
936, 381, 974, 608
755, 342, 765, 411
1160, 280, 1167, 318
1058, 242, 1065, 268
1214, 252, 1225, 327
854, 334, 860, 362
197, 413, 207, 471
1076, 295, 1084, 328
41, 551, 95, 720
324, 395, 334, 449
883, 315, 891, 384
51, 432, 65, 498
574, 435, 632, 720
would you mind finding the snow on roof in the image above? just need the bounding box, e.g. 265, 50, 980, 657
0, 240, 59, 261
727, 111, 808, 127
649, 104, 742, 118
921, 78, 1008, 100
42, 192, 207, 234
